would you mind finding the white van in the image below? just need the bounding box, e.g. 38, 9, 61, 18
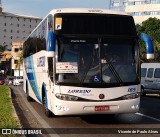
141, 63, 160, 96
13, 78, 20, 86
16, 76, 23, 84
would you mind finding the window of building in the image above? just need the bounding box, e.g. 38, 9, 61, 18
133, 12, 141, 16
30, 25, 32, 28
150, 0, 157, 4
11, 30, 13, 33
17, 24, 19, 27
150, 11, 157, 15
4, 23, 6, 26
14, 48, 19, 52
17, 18, 19, 21
134, 1, 142, 5
11, 36, 13, 39
17, 30, 19, 33
3, 29, 6, 32
113, 2, 120, 7
14, 60, 18, 64
123, 2, 127, 6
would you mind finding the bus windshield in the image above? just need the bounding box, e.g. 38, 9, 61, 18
56, 37, 140, 87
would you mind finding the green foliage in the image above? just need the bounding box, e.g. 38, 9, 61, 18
0, 86, 19, 129
136, 17, 160, 63
0, 45, 7, 52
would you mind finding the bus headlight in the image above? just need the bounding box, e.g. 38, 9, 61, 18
55, 93, 79, 101
122, 93, 140, 100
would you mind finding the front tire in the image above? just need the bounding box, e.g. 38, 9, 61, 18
26, 80, 33, 102
141, 86, 146, 96
43, 97, 52, 117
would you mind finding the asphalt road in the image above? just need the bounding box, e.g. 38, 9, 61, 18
10, 85, 160, 137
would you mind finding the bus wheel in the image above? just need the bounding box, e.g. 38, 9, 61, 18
27, 94, 33, 102
26, 81, 33, 102
43, 97, 52, 117
141, 86, 145, 96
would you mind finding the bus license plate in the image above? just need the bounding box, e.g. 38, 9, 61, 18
95, 106, 109, 111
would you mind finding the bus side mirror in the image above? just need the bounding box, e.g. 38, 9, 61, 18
46, 31, 56, 57
140, 33, 154, 59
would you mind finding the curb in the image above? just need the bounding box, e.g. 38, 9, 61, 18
9, 86, 23, 128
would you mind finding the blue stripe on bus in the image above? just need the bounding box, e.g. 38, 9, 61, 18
25, 56, 42, 103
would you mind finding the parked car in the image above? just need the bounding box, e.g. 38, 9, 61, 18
13, 78, 20, 86
141, 63, 160, 96
16, 76, 23, 84
0, 77, 5, 85
5, 77, 14, 85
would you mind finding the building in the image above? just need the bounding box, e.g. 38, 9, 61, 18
11, 41, 23, 77
110, 0, 160, 24
110, 0, 127, 11
0, 0, 42, 49
0, 51, 11, 76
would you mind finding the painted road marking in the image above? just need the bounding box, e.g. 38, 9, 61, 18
136, 112, 160, 122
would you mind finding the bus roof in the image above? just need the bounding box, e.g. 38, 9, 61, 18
48, 8, 129, 16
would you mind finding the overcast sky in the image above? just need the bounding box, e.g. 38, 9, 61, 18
2, 0, 110, 18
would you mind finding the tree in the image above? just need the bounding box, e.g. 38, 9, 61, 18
136, 17, 160, 63
0, 45, 7, 52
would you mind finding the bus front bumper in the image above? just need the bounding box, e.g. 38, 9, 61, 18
52, 98, 140, 116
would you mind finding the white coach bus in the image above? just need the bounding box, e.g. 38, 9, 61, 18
23, 8, 154, 117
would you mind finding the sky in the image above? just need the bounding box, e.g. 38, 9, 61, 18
2, 0, 111, 18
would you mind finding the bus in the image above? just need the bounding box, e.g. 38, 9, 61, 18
23, 8, 154, 117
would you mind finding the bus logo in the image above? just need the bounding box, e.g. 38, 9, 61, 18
99, 94, 105, 99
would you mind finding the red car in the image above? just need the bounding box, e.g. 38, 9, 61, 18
0, 78, 5, 85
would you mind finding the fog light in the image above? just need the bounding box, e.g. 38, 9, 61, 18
131, 105, 135, 109
63, 106, 69, 111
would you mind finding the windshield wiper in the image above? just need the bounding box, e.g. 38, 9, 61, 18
103, 56, 123, 84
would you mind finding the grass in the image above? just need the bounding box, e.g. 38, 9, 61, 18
0, 85, 19, 129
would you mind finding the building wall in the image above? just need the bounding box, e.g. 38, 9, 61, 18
11, 41, 23, 76
0, 12, 42, 49
110, 0, 127, 11
110, 0, 160, 24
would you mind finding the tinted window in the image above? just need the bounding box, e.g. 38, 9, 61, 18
147, 68, 154, 78
154, 68, 160, 78
54, 13, 136, 36
141, 68, 147, 77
